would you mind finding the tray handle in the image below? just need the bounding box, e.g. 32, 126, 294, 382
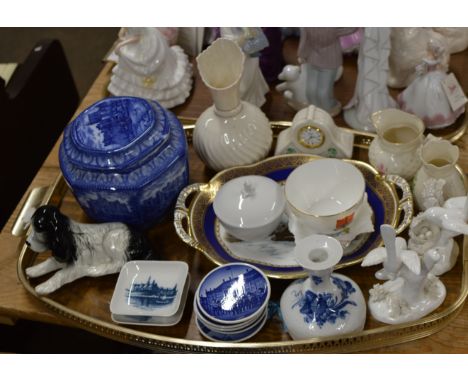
174, 183, 206, 250
11, 185, 50, 237
381, 174, 414, 235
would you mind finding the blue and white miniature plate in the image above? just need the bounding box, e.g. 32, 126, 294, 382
110, 260, 189, 318
194, 298, 266, 333
196, 309, 267, 343
196, 263, 270, 324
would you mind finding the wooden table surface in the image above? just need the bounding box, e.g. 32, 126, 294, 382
1, 38, 468, 352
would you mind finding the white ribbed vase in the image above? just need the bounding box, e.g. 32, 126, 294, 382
193, 38, 272, 172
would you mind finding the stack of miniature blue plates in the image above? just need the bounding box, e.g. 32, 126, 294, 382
194, 263, 270, 342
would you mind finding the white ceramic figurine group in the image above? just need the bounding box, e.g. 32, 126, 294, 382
363, 193, 468, 325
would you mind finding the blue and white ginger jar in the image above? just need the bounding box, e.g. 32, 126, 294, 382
280, 235, 366, 340
59, 96, 189, 228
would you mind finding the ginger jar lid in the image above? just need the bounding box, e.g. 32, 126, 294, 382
63, 96, 170, 171
213, 175, 285, 229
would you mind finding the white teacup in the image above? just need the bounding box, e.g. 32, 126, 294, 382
284, 158, 365, 235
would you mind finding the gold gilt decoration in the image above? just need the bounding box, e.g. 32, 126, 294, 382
142, 76, 156, 88
296, 125, 325, 149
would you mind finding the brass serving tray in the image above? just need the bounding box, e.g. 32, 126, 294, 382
14, 121, 468, 353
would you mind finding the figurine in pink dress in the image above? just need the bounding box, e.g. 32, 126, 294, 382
298, 27, 356, 116
398, 39, 465, 129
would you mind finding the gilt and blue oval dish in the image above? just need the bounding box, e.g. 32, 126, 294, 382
59, 96, 189, 228
196, 263, 270, 324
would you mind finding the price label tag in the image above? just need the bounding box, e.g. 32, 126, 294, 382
442, 73, 468, 111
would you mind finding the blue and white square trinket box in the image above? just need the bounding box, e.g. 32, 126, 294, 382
110, 260, 189, 326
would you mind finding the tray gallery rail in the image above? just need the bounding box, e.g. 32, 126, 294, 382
13, 121, 468, 353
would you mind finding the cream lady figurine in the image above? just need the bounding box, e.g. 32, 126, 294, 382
108, 27, 193, 109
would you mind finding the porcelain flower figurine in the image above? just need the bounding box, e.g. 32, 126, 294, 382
366, 250, 445, 325
388, 28, 450, 88
108, 27, 193, 109
408, 195, 468, 275
362, 225, 446, 324
344, 27, 397, 132
398, 39, 465, 129
220, 27, 270, 107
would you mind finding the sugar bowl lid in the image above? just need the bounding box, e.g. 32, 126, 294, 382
213, 175, 285, 229
63, 97, 170, 171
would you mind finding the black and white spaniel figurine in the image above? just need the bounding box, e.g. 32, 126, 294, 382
25, 205, 152, 295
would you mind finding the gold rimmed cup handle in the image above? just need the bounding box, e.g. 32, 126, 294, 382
174, 183, 206, 251
378, 174, 414, 235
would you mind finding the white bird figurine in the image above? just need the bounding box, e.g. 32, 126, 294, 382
362, 224, 420, 280
421, 195, 468, 237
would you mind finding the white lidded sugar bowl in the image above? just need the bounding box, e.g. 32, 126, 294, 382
213, 175, 286, 241
280, 235, 366, 340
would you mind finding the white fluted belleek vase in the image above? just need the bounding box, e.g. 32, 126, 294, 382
193, 38, 272, 172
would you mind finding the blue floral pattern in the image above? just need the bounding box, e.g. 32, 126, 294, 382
292, 276, 357, 328
312, 276, 323, 285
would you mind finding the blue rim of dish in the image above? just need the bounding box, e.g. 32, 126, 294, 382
196, 310, 267, 342
196, 263, 271, 324
202, 167, 385, 274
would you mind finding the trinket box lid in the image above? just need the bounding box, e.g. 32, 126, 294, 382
110, 260, 189, 318
213, 175, 285, 229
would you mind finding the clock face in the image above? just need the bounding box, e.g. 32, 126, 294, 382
296, 125, 324, 149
